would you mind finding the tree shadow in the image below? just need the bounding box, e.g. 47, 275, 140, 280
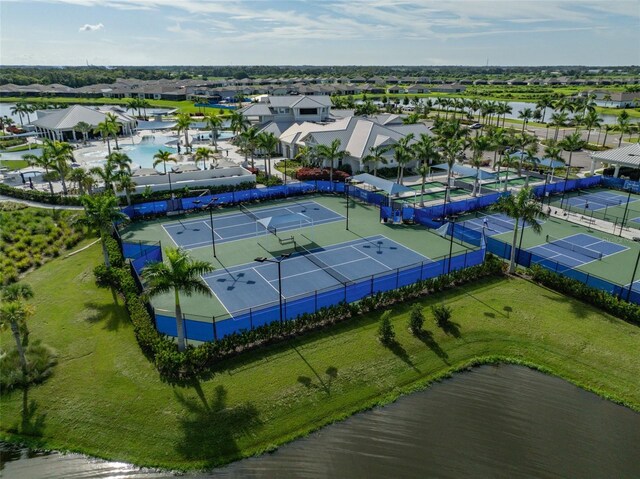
385, 340, 420, 372
21, 387, 46, 438
83, 300, 128, 331
415, 330, 449, 364
293, 346, 330, 394
439, 320, 462, 338
540, 293, 590, 319
173, 384, 262, 467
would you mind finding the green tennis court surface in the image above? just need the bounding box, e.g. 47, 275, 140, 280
121, 194, 475, 322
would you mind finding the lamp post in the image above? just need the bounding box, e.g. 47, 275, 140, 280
445, 215, 456, 274
254, 253, 291, 322
208, 198, 219, 258
345, 177, 351, 231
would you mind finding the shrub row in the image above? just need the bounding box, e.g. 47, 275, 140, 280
100, 249, 504, 382
295, 167, 350, 181
529, 264, 640, 325
0, 183, 83, 206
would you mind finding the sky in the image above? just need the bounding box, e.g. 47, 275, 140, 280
1, 0, 639, 66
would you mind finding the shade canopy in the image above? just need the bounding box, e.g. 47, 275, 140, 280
591, 144, 640, 168
350, 173, 413, 196
432, 163, 495, 180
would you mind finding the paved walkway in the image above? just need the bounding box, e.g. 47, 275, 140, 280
547, 205, 640, 241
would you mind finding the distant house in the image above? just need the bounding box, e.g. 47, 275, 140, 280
431, 84, 466, 93
406, 84, 430, 94
387, 86, 404, 94
239, 95, 332, 125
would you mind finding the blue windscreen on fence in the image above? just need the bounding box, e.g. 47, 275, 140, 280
163, 247, 486, 342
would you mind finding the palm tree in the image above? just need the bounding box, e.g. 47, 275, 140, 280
469, 135, 491, 196
491, 187, 546, 274
90, 163, 119, 195
487, 128, 508, 170
240, 126, 260, 170
104, 112, 122, 150
514, 133, 537, 176
22, 151, 55, 194
559, 132, 586, 184
10, 103, 27, 126
543, 143, 563, 181
500, 152, 519, 192
497, 102, 512, 128
229, 111, 250, 136
535, 96, 553, 124
441, 137, 465, 202
204, 113, 223, 149
518, 107, 533, 133
602, 124, 616, 148
294, 145, 318, 168
256, 131, 280, 178
43, 139, 74, 195
315, 138, 349, 184
617, 110, 631, 147
68, 167, 90, 195
116, 170, 136, 206
94, 120, 115, 156
392, 133, 415, 184
153, 150, 177, 174
138, 99, 152, 120
175, 113, 192, 153
127, 98, 141, 117
549, 111, 569, 142
74, 121, 92, 144
582, 110, 603, 145
80, 194, 128, 268
193, 147, 212, 170
415, 163, 430, 206
142, 248, 214, 352
1, 283, 35, 377
107, 151, 132, 174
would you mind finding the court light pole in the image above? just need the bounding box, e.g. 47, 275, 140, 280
345, 177, 350, 231
446, 215, 456, 274
208, 198, 219, 258
254, 253, 291, 323
626, 249, 640, 302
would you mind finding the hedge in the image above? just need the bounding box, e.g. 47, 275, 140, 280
0, 183, 83, 206
529, 265, 640, 326
295, 167, 350, 181
97, 248, 505, 382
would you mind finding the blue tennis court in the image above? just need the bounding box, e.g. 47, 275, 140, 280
161, 200, 342, 250
528, 233, 628, 268
202, 235, 431, 314
460, 212, 542, 237
563, 191, 632, 211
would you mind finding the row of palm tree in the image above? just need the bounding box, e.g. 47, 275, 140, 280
126, 98, 152, 119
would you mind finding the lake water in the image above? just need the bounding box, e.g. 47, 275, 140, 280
2, 365, 639, 478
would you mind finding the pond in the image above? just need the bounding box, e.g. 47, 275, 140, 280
1, 365, 639, 478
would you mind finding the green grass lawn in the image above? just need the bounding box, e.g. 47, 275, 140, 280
1, 242, 639, 470
0, 159, 29, 170
0, 97, 230, 115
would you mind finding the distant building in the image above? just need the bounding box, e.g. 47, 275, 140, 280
32, 105, 136, 141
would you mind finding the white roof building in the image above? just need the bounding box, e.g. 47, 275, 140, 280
590, 144, 640, 176
32, 105, 137, 141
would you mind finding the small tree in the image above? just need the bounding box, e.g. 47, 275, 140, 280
1, 283, 34, 378
431, 304, 452, 328
378, 310, 395, 345
409, 305, 424, 335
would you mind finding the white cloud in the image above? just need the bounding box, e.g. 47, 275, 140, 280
79, 22, 104, 32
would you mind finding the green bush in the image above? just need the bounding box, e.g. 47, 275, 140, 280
0, 340, 57, 393
409, 305, 424, 334
431, 304, 452, 327
378, 310, 395, 345
0, 184, 83, 206
529, 265, 640, 325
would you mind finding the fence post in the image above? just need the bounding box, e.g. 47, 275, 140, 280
249, 308, 253, 329
315, 290, 318, 313
370, 275, 375, 295
396, 268, 400, 288
212, 316, 217, 341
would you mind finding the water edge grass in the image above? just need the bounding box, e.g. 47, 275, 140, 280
0, 243, 638, 470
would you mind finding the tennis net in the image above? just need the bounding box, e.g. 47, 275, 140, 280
295, 244, 351, 285
578, 191, 623, 206
239, 204, 261, 222
477, 213, 515, 231
545, 235, 603, 260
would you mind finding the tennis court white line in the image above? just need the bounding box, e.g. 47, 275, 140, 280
272, 256, 373, 283
351, 244, 393, 270
377, 234, 432, 263
252, 267, 281, 295
530, 244, 601, 269
200, 276, 232, 316
160, 223, 179, 247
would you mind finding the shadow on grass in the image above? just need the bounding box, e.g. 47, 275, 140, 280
440, 320, 462, 338
83, 300, 128, 331
21, 387, 46, 437
415, 330, 449, 364
540, 292, 591, 319
384, 340, 420, 372
297, 366, 339, 395
173, 384, 262, 467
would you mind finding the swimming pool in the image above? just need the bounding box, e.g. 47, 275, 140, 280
76, 142, 175, 170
